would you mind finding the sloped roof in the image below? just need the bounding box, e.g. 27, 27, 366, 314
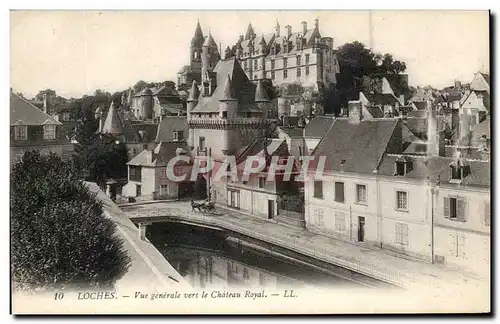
304, 115, 334, 138
255, 79, 270, 102
10, 92, 61, 126
311, 119, 399, 174
244, 23, 255, 40
203, 33, 217, 47
127, 141, 192, 167
278, 126, 304, 138
378, 154, 490, 189
191, 21, 204, 47
364, 93, 402, 106
102, 102, 123, 135
155, 116, 188, 142
191, 58, 257, 113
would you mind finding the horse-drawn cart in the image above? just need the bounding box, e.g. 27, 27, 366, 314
191, 199, 216, 214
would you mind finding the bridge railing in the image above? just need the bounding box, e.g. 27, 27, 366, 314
126, 207, 417, 288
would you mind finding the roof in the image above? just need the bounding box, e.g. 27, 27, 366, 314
127, 141, 192, 167
220, 75, 237, 101
364, 93, 402, 107
311, 119, 399, 173
278, 126, 304, 138
304, 115, 334, 138
203, 33, 217, 47
255, 80, 270, 102
127, 123, 158, 143
377, 154, 490, 189
191, 58, 257, 113
191, 21, 204, 47
187, 80, 200, 102
10, 92, 61, 126
152, 85, 178, 97
178, 65, 190, 74
244, 23, 255, 40
155, 116, 188, 142
101, 102, 123, 135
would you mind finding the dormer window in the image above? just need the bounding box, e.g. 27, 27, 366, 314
450, 159, 470, 182
173, 131, 184, 141
43, 124, 56, 140
394, 157, 412, 176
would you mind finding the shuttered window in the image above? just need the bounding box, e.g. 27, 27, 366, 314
314, 181, 323, 199
334, 182, 344, 203
444, 197, 466, 222
395, 223, 409, 245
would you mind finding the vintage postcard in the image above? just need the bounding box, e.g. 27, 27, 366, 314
10, 10, 491, 314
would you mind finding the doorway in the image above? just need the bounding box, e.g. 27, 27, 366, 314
268, 200, 275, 220
358, 216, 365, 242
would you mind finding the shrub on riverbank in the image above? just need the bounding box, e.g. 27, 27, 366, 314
11, 151, 131, 291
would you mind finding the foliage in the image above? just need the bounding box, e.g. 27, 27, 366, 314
11, 151, 131, 291
331, 41, 412, 115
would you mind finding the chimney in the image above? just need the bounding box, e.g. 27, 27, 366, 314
285, 25, 292, 39
301, 21, 307, 34
348, 100, 362, 124
314, 18, 319, 30
43, 93, 48, 114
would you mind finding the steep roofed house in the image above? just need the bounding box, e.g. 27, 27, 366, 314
121, 116, 190, 201
303, 115, 335, 155
10, 91, 74, 165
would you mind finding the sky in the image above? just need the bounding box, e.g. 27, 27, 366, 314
10, 10, 489, 99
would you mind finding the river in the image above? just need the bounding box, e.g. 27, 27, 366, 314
147, 222, 375, 290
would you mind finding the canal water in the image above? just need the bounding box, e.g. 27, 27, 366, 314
147, 222, 371, 290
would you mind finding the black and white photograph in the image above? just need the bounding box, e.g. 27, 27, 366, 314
9, 9, 491, 314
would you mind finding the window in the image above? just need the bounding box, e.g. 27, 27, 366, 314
334, 182, 345, 203
305, 67, 310, 76
243, 268, 249, 280
244, 61, 248, 70
334, 211, 346, 232
443, 197, 466, 221
14, 153, 23, 163
305, 54, 310, 64
283, 69, 288, 79
199, 137, 206, 150
396, 191, 408, 211
173, 131, 184, 141
395, 162, 405, 176
355, 184, 367, 204
62, 112, 71, 121
253, 60, 257, 70
283, 58, 287, 68
314, 208, 324, 227
132, 148, 137, 155
143, 144, 148, 150
297, 68, 301, 77
259, 177, 266, 189
485, 202, 490, 226
395, 223, 409, 245
313, 181, 323, 198
450, 166, 461, 180
271, 59, 275, 69
129, 166, 142, 182
271, 71, 275, 79
136, 184, 142, 197
160, 184, 168, 195
14, 125, 27, 140
296, 55, 301, 66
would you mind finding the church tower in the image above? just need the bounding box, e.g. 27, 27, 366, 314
190, 20, 205, 74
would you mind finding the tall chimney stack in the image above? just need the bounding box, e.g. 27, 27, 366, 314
314, 18, 319, 30
301, 21, 307, 34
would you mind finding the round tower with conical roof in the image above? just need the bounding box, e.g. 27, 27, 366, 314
190, 20, 205, 73
141, 87, 153, 120
202, 32, 219, 76
255, 79, 270, 117
219, 74, 238, 120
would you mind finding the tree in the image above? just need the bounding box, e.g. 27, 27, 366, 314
11, 151, 131, 291
133, 81, 147, 94
333, 41, 410, 114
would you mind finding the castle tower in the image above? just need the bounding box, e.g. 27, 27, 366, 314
202, 32, 219, 75
190, 20, 205, 73
255, 79, 270, 118
258, 35, 267, 80
140, 88, 153, 120
219, 75, 238, 155
186, 80, 200, 149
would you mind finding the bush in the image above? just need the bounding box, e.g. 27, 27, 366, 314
11, 151, 131, 291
